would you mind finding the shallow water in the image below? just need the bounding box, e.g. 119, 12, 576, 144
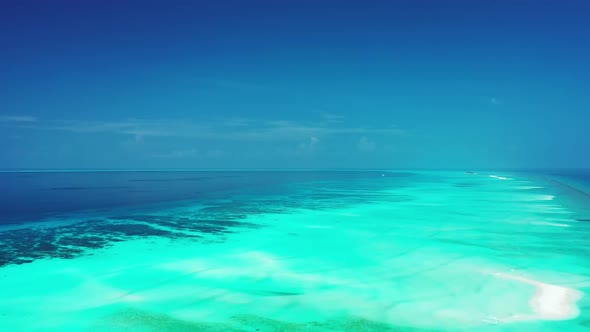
0, 170, 589, 331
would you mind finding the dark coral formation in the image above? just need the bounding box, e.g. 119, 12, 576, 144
0, 174, 416, 268
0, 214, 258, 267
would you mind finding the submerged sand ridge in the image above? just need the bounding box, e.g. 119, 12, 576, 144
0, 171, 589, 331
492, 272, 583, 321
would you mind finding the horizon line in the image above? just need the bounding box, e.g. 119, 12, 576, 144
1, 167, 589, 173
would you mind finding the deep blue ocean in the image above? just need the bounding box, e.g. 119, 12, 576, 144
0, 170, 407, 225
2, 169, 589, 226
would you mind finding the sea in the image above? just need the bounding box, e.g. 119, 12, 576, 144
0, 169, 589, 331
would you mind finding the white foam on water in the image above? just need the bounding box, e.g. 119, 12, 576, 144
492, 272, 583, 321
517, 194, 556, 202
490, 175, 511, 180
531, 221, 570, 227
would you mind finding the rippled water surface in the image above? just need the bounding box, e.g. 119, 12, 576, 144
0, 170, 589, 331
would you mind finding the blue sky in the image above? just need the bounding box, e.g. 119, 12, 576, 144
1, 0, 589, 169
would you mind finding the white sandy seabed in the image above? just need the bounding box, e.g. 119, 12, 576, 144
0, 172, 589, 331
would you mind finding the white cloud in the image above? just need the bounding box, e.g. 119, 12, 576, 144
153, 148, 225, 159
154, 149, 198, 159
489, 97, 502, 105
357, 136, 375, 152
0, 116, 405, 143
298, 136, 320, 150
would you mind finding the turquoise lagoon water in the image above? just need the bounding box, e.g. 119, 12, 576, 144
0, 170, 589, 331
